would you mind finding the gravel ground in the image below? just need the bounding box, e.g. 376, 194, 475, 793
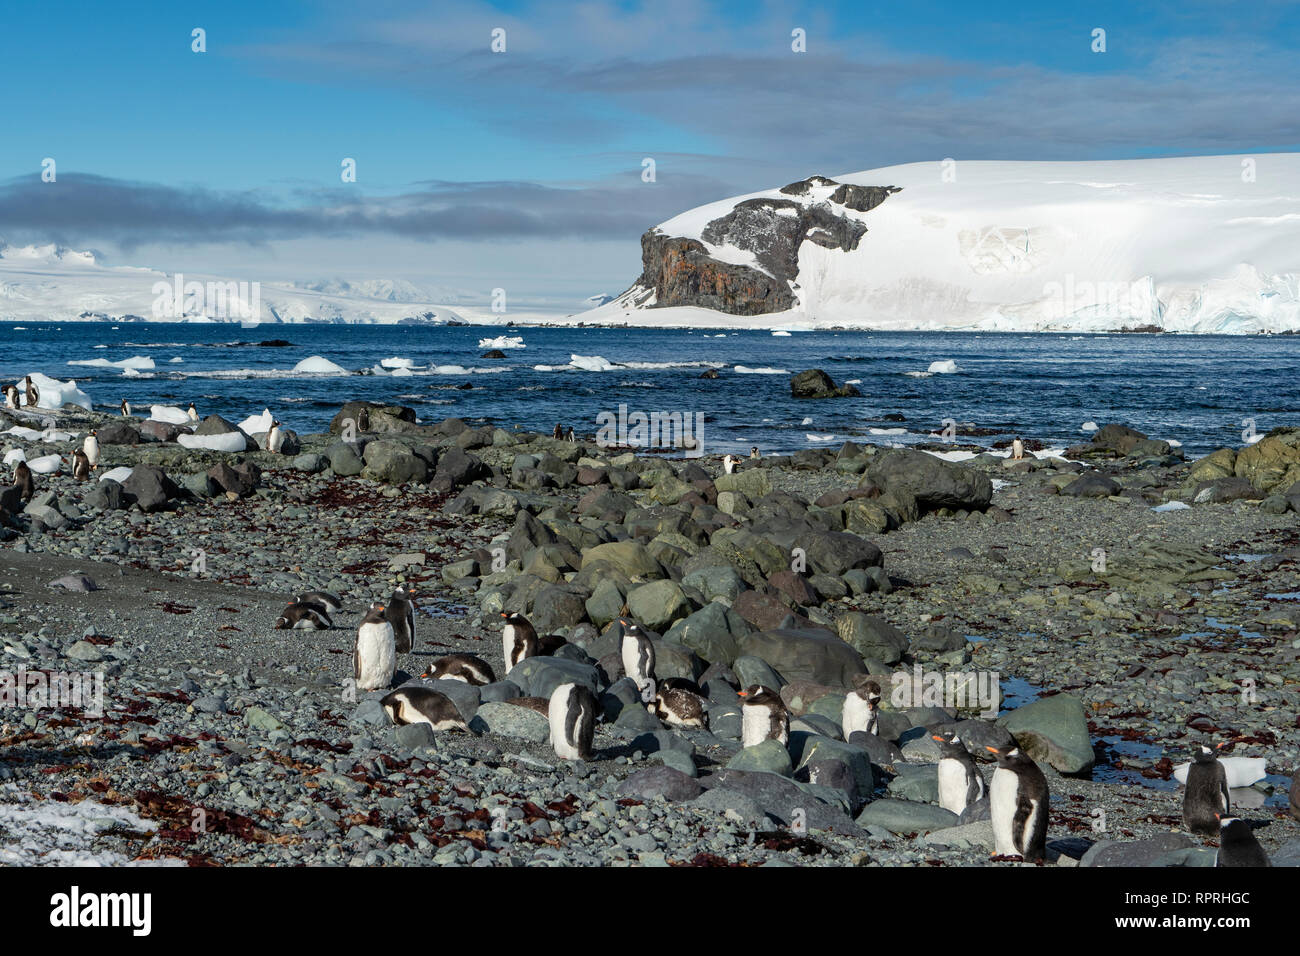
2, 407, 1298, 867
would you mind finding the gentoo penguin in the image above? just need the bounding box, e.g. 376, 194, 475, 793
24, 375, 38, 408
72, 450, 91, 482
500, 611, 539, 676
1291, 767, 1299, 822
266, 419, 285, 453
987, 745, 1049, 862
83, 430, 100, 470
13, 460, 35, 503
548, 682, 596, 760
722, 454, 737, 475
356, 406, 370, 432
842, 675, 882, 738
354, 603, 396, 691
1011, 437, 1024, 460
750, 446, 760, 459
381, 687, 467, 731
297, 590, 342, 613
565, 426, 576, 443
385, 587, 416, 653
933, 731, 986, 816
619, 619, 656, 689
552, 423, 563, 440
3, 384, 17, 409
1216, 816, 1271, 867
187, 402, 199, 423
120, 398, 131, 417
739, 685, 789, 748
1183, 743, 1231, 836
275, 602, 332, 630
651, 685, 708, 729
421, 654, 495, 686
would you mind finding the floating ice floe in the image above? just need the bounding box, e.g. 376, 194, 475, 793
380, 357, 415, 369
1153, 501, 1191, 512
478, 336, 525, 349
569, 354, 617, 372
771, 330, 792, 336
99, 466, 134, 483
805, 433, 836, 442
869, 427, 908, 435
391, 366, 413, 377
67, 355, 155, 371
179, 432, 248, 452
845, 378, 862, 385
149, 405, 191, 425
26, 454, 63, 474
1173, 757, 1267, 789
800, 417, 813, 425
734, 366, 788, 374
292, 355, 348, 374
928, 360, 959, 374
170, 357, 184, 364
23, 373, 93, 412
1081, 421, 1099, 432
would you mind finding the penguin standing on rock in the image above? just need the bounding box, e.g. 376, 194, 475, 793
354, 603, 396, 691
13, 461, 35, 503
842, 675, 882, 738
1216, 816, 1271, 867
1183, 743, 1231, 836
381, 687, 467, 731
549, 682, 596, 760
619, 619, 656, 691
722, 455, 737, 475
750, 446, 760, 459
500, 612, 538, 676
356, 406, 370, 432
3, 384, 17, 409
1011, 437, 1025, 460
24, 376, 38, 408
120, 398, 131, 417
565, 426, 575, 443
739, 685, 789, 747
552, 423, 564, 440
266, 420, 285, 453
187, 402, 199, 423
933, 732, 986, 816
83, 430, 100, 470
987, 744, 1049, 862
422, 654, 495, 686
385, 587, 416, 653
72, 450, 91, 482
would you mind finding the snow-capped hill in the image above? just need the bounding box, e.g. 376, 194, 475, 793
582, 155, 1300, 332
0, 249, 467, 325
0, 242, 98, 266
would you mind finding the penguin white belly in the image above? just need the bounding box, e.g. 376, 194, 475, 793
356, 622, 395, 690
620, 640, 641, 682
549, 684, 583, 759
990, 768, 1020, 856
83, 437, 99, 466
842, 695, 875, 736
938, 759, 971, 814
502, 625, 517, 675
741, 705, 769, 748
267, 427, 284, 453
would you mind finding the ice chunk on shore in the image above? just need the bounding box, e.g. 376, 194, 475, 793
99, 466, 134, 483
292, 355, 348, 374
25, 373, 93, 412
237, 409, 273, 435
1173, 756, 1267, 789
149, 405, 191, 425
26, 454, 63, 474
179, 432, 248, 452
1153, 501, 1191, 512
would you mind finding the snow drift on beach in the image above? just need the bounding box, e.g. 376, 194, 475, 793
0, 787, 182, 866
179, 432, 248, 452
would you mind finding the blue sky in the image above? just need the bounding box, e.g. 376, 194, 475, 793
2, 0, 1297, 308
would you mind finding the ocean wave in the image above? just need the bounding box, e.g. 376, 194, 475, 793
734, 366, 788, 374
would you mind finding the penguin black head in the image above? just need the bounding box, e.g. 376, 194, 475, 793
850, 675, 882, 703
738, 684, 780, 705
932, 731, 967, 755
361, 602, 388, 625
986, 744, 1032, 768
1195, 742, 1230, 763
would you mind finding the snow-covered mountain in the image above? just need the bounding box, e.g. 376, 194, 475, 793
580, 155, 1300, 332
0, 244, 465, 325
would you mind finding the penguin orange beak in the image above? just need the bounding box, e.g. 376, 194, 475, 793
737, 690, 749, 698
985, 746, 1000, 754
932, 735, 945, 742
375, 605, 385, 612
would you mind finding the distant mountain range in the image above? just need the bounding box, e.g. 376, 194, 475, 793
579, 155, 1300, 332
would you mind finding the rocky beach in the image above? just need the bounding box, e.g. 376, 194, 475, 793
2, 382, 1299, 868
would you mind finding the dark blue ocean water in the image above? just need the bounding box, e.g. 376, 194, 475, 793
2, 322, 1297, 457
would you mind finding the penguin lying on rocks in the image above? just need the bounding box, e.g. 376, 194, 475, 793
421, 654, 496, 686
381, 687, 467, 731
275, 602, 332, 630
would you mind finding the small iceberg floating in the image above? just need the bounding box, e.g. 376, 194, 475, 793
478, 335, 525, 349
805, 433, 837, 442
928, 360, 959, 374
292, 355, 348, 375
